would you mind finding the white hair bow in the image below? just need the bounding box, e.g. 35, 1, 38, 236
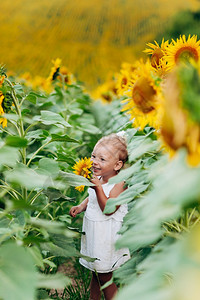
116, 130, 126, 138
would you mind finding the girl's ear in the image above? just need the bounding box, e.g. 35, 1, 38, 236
114, 160, 123, 171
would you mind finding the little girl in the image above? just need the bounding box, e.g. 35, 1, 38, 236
70, 133, 130, 300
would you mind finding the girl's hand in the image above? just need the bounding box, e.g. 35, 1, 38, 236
90, 175, 101, 189
69, 205, 82, 217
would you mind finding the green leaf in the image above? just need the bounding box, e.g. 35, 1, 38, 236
21, 108, 31, 115
25, 93, 37, 104
3, 113, 19, 122
5, 136, 28, 148
77, 124, 101, 134
42, 258, 57, 269
59, 171, 94, 187
67, 107, 83, 115
116, 224, 163, 252
36, 273, 71, 289
0, 146, 19, 167
5, 164, 65, 190
38, 158, 60, 177
104, 183, 148, 214
7, 199, 36, 210
0, 242, 36, 300
37, 289, 51, 300
57, 153, 76, 165
51, 134, 79, 143
38, 111, 71, 128
41, 240, 78, 258
38, 101, 53, 110
129, 138, 160, 162
26, 129, 49, 140
29, 217, 77, 238
27, 246, 44, 269
29, 91, 46, 98
59, 214, 72, 223
44, 188, 73, 201
108, 160, 143, 184
0, 217, 12, 239
13, 84, 24, 95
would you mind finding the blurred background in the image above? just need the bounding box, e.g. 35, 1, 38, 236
1, 0, 200, 90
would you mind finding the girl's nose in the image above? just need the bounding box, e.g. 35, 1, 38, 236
92, 157, 98, 165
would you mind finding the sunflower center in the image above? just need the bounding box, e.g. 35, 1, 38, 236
151, 48, 164, 68
175, 46, 199, 63
132, 77, 156, 113
80, 169, 86, 176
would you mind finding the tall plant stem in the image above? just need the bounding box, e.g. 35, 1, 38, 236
184, 210, 189, 229
5, 78, 27, 200
27, 139, 51, 167
5, 79, 25, 138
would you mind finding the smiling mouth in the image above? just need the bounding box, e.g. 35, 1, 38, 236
93, 167, 101, 172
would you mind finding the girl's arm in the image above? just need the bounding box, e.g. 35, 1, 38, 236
91, 176, 126, 214
69, 197, 88, 217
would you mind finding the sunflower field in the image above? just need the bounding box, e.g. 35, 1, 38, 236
1, 5, 200, 299
0, 0, 199, 89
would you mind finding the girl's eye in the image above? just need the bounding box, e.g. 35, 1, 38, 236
101, 158, 105, 161
91, 154, 95, 158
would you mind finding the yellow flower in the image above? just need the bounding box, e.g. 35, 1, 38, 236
0, 117, 7, 128
121, 60, 163, 130
73, 157, 93, 192
115, 69, 133, 96
58, 66, 74, 85
46, 58, 62, 84
165, 35, 200, 71
0, 92, 7, 128
144, 38, 169, 75
160, 68, 200, 166
121, 62, 137, 74
0, 75, 5, 86
91, 79, 117, 103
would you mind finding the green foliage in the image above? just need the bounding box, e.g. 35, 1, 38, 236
113, 149, 200, 299
1, 66, 200, 300
50, 259, 92, 300
0, 74, 98, 298
0, 242, 36, 300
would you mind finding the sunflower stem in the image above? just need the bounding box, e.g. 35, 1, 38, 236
184, 209, 189, 229
27, 139, 51, 167
29, 189, 44, 205
5, 78, 27, 201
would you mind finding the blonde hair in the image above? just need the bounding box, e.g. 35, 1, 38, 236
96, 133, 128, 163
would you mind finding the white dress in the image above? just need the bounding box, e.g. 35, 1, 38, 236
79, 182, 130, 273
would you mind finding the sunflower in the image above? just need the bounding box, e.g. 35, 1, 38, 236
121, 60, 163, 130
46, 58, 62, 84
144, 38, 169, 75
115, 69, 133, 96
186, 123, 200, 166
0, 92, 7, 128
73, 157, 93, 192
121, 62, 137, 74
159, 68, 200, 166
0, 75, 5, 86
91, 79, 117, 103
165, 35, 200, 71
58, 66, 74, 85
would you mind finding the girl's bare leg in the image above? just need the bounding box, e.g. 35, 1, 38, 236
98, 272, 118, 300
90, 272, 101, 300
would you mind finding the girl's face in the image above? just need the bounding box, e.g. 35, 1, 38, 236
91, 142, 122, 180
